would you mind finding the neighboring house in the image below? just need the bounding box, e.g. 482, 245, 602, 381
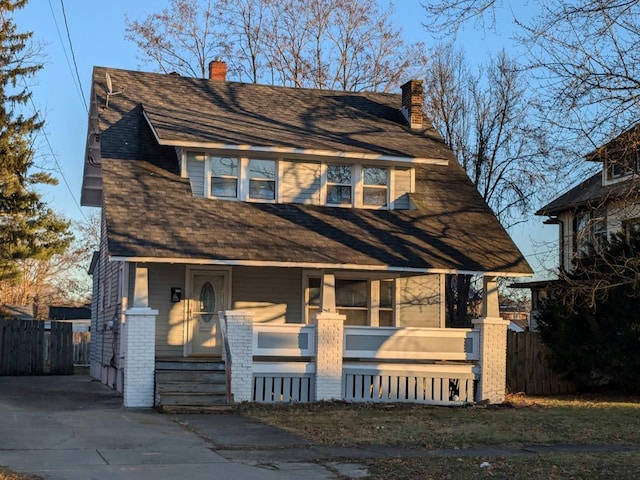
48, 305, 92, 332
0, 304, 33, 321
81, 62, 531, 407
513, 125, 640, 329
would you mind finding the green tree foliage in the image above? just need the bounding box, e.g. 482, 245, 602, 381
0, 0, 71, 282
537, 231, 640, 392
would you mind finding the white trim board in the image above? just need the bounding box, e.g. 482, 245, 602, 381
110, 256, 532, 277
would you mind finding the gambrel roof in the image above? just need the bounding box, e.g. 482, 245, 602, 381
85, 66, 532, 276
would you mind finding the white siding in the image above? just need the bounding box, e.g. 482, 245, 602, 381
393, 166, 412, 209
397, 274, 442, 327
232, 267, 303, 323
186, 152, 205, 197
281, 160, 321, 204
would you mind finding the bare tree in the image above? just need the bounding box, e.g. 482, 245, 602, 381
125, 0, 428, 92
423, 0, 500, 36
0, 212, 100, 316
125, 0, 227, 78
424, 44, 556, 325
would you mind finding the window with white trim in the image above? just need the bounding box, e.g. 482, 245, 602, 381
574, 208, 607, 257
607, 153, 639, 180
249, 159, 276, 200
304, 276, 395, 326
326, 164, 353, 205
210, 156, 239, 198
363, 167, 388, 206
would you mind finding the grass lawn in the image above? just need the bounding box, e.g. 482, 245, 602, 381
241, 394, 640, 479
240, 394, 640, 449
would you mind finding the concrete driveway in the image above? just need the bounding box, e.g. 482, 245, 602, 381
0, 376, 350, 480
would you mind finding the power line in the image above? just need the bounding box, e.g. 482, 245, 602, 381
46, 0, 84, 109
48, 0, 87, 112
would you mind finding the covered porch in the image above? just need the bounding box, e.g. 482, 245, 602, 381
122, 264, 508, 408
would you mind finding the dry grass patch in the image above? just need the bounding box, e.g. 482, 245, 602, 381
0, 467, 42, 480
366, 452, 640, 480
239, 394, 640, 449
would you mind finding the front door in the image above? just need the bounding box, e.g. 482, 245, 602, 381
189, 271, 227, 356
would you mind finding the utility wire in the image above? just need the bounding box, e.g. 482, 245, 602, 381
46, 0, 84, 110
58, 0, 88, 112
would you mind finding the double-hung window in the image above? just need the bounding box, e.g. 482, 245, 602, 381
210, 156, 238, 198
305, 276, 395, 326
363, 167, 388, 206
249, 159, 276, 200
326, 164, 353, 205
574, 208, 607, 257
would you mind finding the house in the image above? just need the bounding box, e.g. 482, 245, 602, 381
514, 125, 640, 329
47, 305, 92, 332
81, 61, 532, 408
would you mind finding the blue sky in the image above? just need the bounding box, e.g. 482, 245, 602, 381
13, 0, 558, 279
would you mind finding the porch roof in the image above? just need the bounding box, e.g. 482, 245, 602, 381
102, 156, 532, 276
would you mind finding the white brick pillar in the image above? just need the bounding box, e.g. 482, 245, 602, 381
472, 275, 509, 404
123, 307, 158, 407
221, 310, 254, 403
314, 312, 345, 401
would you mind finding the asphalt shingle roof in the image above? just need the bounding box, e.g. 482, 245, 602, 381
94, 66, 532, 275
536, 171, 640, 216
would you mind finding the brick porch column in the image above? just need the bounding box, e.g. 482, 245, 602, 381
221, 310, 254, 403
314, 312, 346, 401
123, 266, 157, 408
472, 275, 509, 404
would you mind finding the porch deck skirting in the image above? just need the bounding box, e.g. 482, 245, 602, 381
221, 310, 505, 406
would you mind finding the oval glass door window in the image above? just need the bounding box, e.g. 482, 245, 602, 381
199, 281, 216, 323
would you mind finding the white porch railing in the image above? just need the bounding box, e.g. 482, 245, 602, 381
343, 326, 479, 361
343, 363, 477, 405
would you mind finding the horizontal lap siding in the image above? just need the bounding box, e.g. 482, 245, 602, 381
281, 161, 321, 205
232, 267, 303, 323
93, 211, 122, 368
397, 274, 442, 327
393, 166, 411, 209
147, 264, 187, 357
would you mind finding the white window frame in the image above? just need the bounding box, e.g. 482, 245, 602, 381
247, 158, 278, 203
208, 156, 240, 199
325, 164, 354, 207
302, 272, 396, 326
362, 166, 390, 208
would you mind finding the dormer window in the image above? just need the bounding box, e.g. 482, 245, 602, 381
211, 157, 239, 198
326, 165, 353, 205
607, 152, 639, 180
249, 159, 277, 200
363, 167, 388, 207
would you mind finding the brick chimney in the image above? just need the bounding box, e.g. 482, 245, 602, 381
401, 80, 424, 130
209, 59, 227, 81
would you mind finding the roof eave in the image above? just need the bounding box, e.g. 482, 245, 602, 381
107, 255, 532, 277
142, 109, 449, 166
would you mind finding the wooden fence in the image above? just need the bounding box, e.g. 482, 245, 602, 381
72, 331, 91, 365
0, 320, 75, 375
506, 330, 575, 395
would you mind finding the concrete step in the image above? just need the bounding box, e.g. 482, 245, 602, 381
155, 360, 225, 371
156, 370, 227, 383
158, 404, 235, 414
158, 392, 228, 406
157, 381, 227, 395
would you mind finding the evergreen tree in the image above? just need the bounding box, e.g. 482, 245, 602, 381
0, 0, 71, 282
537, 230, 640, 393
